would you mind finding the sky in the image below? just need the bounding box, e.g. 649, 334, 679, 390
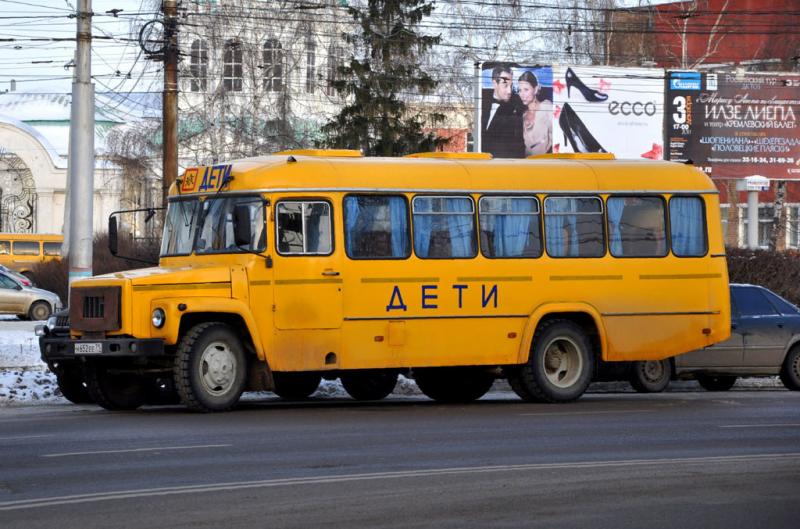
0, 0, 679, 95
0, 0, 159, 94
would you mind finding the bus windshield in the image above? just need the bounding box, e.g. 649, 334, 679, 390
160, 199, 200, 256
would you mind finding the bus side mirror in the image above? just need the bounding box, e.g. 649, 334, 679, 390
233, 205, 252, 247
108, 216, 118, 256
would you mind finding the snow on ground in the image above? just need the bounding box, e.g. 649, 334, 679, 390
0, 318, 786, 408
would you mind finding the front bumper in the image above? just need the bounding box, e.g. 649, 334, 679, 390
39, 335, 165, 361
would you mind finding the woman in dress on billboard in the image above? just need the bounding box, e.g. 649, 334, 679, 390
518, 71, 552, 156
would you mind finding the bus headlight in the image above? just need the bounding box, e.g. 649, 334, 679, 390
151, 308, 166, 329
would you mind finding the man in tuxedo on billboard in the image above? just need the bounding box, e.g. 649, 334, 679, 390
481, 64, 525, 158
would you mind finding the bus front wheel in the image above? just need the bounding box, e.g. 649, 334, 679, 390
84, 361, 146, 411
174, 322, 247, 412
341, 370, 398, 401
414, 367, 495, 403
507, 319, 594, 403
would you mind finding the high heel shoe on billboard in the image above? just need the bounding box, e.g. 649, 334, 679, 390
559, 103, 607, 153
566, 67, 608, 102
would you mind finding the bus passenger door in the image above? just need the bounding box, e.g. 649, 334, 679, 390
271, 198, 342, 330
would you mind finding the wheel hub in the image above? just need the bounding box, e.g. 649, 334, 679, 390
643, 361, 664, 382
199, 341, 236, 396
542, 338, 582, 388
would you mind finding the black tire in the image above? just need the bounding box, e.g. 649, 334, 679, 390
629, 359, 671, 393
413, 367, 495, 403
696, 374, 737, 391
506, 319, 594, 403
272, 372, 322, 400
779, 346, 800, 391
55, 366, 94, 404
174, 322, 247, 412
84, 361, 146, 411
341, 370, 398, 401
146, 378, 181, 405
28, 301, 51, 321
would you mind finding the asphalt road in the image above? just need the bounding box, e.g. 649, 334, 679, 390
1, 391, 799, 529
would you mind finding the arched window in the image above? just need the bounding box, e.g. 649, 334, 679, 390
305, 34, 316, 93
189, 39, 208, 92
223, 39, 242, 92
326, 46, 341, 97
263, 39, 283, 92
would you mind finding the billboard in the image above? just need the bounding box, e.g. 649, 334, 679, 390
478, 63, 665, 160
478, 63, 553, 159
551, 66, 665, 159
666, 71, 800, 179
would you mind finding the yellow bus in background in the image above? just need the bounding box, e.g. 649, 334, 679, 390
0, 233, 63, 279
40, 150, 730, 411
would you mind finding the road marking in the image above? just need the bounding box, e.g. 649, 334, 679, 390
0, 434, 53, 441
41, 444, 231, 458
518, 409, 651, 417
719, 423, 800, 429
3, 452, 799, 511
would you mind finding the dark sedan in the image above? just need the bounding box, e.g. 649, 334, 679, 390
597, 284, 800, 392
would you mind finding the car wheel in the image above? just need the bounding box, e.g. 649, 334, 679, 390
629, 359, 671, 393
696, 375, 737, 391
779, 346, 800, 391
28, 301, 51, 321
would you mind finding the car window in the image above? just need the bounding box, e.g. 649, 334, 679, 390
761, 289, 799, 315
731, 287, 779, 317
0, 273, 19, 290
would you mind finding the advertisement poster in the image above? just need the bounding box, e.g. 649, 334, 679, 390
479, 62, 553, 158
666, 71, 800, 179
551, 65, 665, 159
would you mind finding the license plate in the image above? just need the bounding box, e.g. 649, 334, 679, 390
74, 342, 102, 355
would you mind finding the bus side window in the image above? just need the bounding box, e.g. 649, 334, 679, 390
0, 241, 9, 255
479, 196, 541, 259
12, 241, 40, 256
343, 195, 410, 259
43, 242, 62, 257
607, 196, 667, 258
670, 196, 707, 257
544, 196, 604, 258
412, 196, 477, 259
276, 200, 332, 255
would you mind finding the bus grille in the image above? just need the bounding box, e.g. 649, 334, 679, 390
83, 296, 105, 319
69, 286, 121, 332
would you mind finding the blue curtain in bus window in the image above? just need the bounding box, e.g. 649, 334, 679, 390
489, 197, 536, 257
607, 198, 624, 256
388, 197, 408, 257
445, 197, 474, 258
545, 198, 577, 257
344, 197, 360, 256
670, 196, 705, 256
413, 198, 434, 257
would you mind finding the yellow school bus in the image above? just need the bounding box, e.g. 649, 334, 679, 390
0, 233, 63, 277
39, 150, 730, 411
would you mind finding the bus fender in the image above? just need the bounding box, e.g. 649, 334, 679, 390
516, 303, 609, 364
151, 296, 267, 362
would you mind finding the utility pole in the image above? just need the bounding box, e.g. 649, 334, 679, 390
162, 0, 179, 208
67, 0, 94, 287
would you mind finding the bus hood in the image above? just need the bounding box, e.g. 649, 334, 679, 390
85, 265, 231, 287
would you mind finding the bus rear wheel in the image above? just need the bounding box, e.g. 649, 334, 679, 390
174, 322, 247, 412
84, 361, 146, 411
414, 367, 494, 403
507, 319, 594, 403
629, 359, 671, 393
341, 370, 398, 401
272, 372, 321, 400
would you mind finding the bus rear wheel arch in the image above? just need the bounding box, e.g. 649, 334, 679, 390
506, 319, 595, 403
174, 322, 247, 412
